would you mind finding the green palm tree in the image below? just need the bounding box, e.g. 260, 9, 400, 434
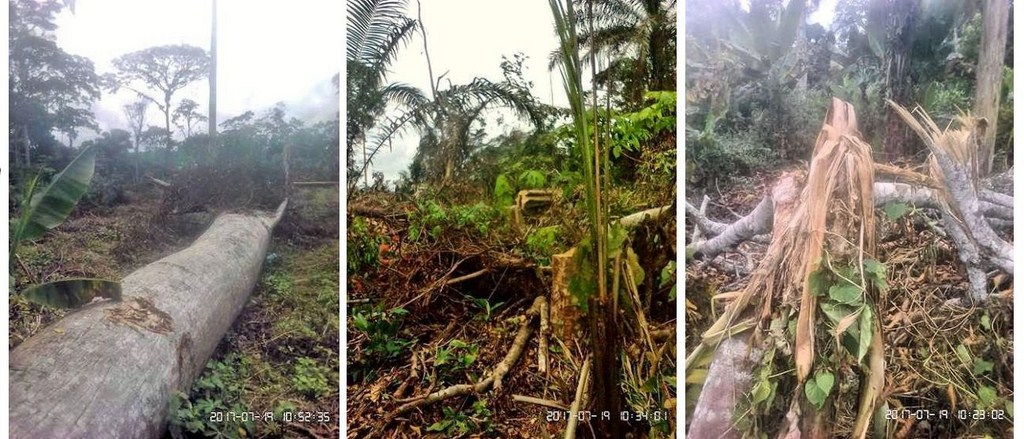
549, 0, 677, 107
346, 0, 428, 187
372, 76, 550, 185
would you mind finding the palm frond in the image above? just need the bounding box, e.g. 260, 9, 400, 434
379, 82, 429, 109
347, 0, 418, 84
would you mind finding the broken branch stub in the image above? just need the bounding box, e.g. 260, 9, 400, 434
10, 202, 287, 439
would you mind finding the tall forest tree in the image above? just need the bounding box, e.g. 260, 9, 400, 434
108, 44, 210, 171
974, 0, 1010, 176
9, 0, 100, 181
122, 100, 149, 181
173, 98, 208, 140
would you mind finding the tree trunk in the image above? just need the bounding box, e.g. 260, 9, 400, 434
209, 0, 218, 149
9, 202, 287, 439
134, 139, 141, 182
974, 0, 1009, 176
165, 96, 173, 174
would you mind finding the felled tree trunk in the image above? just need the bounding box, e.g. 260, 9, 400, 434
9, 201, 287, 439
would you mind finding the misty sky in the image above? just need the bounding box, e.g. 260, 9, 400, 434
365, 0, 572, 182
51, 0, 341, 142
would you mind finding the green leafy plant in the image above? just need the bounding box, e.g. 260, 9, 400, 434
426, 399, 493, 436
611, 91, 677, 158
409, 201, 498, 242
813, 257, 887, 364
169, 353, 257, 438
518, 169, 547, 189
660, 261, 677, 301
804, 369, 835, 409
467, 295, 505, 321
347, 217, 384, 273
525, 225, 560, 264
293, 357, 331, 398
351, 306, 411, 367
434, 339, 479, 379
494, 174, 515, 207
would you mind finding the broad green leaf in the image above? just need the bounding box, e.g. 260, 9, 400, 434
434, 347, 451, 366
820, 302, 856, 324
16, 144, 97, 243
977, 386, 997, 408
817, 371, 835, 395
352, 313, 369, 332
808, 266, 830, 297
884, 202, 909, 220
659, 261, 676, 287
857, 306, 874, 364
449, 339, 468, 349
804, 370, 834, 409
829, 284, 863, 304
955, 344, 972, 366
863, 259, 888, 290
980, 314, 991, 331
518, 170, 547, 189
973, 358, 994, 376
22, 278, 121, 309
751, 380, 773, 405
833, 308, 861, 341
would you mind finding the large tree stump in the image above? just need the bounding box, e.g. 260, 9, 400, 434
9, 202, 286, 439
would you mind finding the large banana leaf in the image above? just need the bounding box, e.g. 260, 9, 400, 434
12, 144, 97, 246
22, 278, 121, 309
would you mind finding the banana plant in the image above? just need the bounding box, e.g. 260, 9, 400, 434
10, 144, 122, 308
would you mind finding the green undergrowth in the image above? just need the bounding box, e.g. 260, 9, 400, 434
170, 239, 340, 438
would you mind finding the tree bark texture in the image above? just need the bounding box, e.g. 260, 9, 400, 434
9, 202, 287, 439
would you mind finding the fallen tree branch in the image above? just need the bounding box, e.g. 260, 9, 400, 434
384, 297, 544, 420
443, 268, 490, 286
347, 204, 408, 219
564, 357, 592, 439
688, 195, 774, 260
513, 394, 568, 411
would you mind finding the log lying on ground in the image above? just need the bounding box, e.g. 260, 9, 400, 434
10, 201, 287, 439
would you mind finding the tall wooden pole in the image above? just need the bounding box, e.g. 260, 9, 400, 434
209, 0, 218, 147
